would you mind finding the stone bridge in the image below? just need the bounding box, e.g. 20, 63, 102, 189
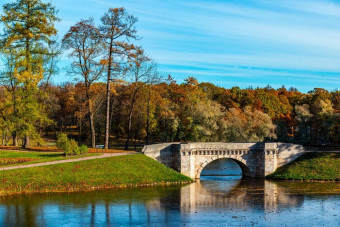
142, 142, 305, 179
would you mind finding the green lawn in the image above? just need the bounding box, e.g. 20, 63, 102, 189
0, 150, 99, 167
268, 152, 340, 181
0, 154, 192, 195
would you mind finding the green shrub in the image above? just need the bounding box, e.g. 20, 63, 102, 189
57, 133, 84, 156
70, 139, 80, 155
56, 133, 69, 151
79, 145, 88, 154
63, 140, 73, 156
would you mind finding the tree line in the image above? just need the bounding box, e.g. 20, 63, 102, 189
0, 0, 339, 149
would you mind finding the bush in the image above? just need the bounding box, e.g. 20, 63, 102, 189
57, 133, 88, 156
62, 140, 72, 156
70, 139, 80, 155
79, 145, 88, 154
56, 134, 69, 151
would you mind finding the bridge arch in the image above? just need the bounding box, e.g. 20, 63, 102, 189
195, 157, 252, 179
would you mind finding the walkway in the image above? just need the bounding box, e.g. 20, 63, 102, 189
1, 152, 136, 171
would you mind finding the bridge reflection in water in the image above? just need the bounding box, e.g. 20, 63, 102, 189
178, 178, 303, 213
1, 179, 340, 226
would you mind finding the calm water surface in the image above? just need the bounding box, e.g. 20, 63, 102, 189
1, 160, 340, 226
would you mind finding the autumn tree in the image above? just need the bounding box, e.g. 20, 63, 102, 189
175, 77, 206, 141
224, 106, 276, 142
294, 104, 313, 143
100, 7, 138, 149
275, 112, 296, 142
330, 113, 340, 142
311, 99, 334, 143
124, 47, 159, 149
331, 91, 340, 113
192, 100, 226, 142
62, 18, 105, 148
0, 0, 59, 147
144, 84, 165, 144
1, 0, 59, 72
0, 49, 20, 145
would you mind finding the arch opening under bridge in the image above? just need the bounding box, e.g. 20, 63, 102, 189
199, 158, 250, 179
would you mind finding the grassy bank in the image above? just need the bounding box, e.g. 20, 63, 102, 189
0, 150, 99, 167
0, 154, 192, 195
268, 152, 340, 181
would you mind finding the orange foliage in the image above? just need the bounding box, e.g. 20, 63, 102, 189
27, 147, 62, 152
88, 148, 127, 153
0, 146, 21, 150
0, 158, 38, 165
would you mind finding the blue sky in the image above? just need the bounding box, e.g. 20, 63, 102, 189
3, 0, 340, 92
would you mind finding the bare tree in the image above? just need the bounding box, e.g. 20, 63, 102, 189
100, 7, 139, 149
42, 35, 62, 91
62, 18, 104, 148
124, 47, 159, 150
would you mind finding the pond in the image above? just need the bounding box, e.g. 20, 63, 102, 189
1, 160, 340, 226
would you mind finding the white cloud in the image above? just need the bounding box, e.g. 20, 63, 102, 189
40, 0, 340, 91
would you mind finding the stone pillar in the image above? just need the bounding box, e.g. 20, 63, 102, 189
255, 149, 266, 177
179, 150, 196, 179
264, 143, 278, 176
264, 149, 278, 176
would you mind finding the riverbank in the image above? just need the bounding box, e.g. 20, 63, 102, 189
268, 152, 340, 181
0, 154, 193, 196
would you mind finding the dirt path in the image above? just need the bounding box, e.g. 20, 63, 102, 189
0, 152, 136, 171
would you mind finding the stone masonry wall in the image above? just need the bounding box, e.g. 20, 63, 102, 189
276, 143, 305, 168
142, 143, 181, 171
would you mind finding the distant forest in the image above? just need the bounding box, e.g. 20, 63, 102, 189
35, 79, 340, 147
1, 0, 339, 149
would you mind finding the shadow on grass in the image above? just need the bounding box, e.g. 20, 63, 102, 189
36, 153, 64, 158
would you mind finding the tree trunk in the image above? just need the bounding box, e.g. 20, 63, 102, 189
165, 96, 168, 142
97, 123, 101, 142
89, 113, 96, 148
109, 100, 115, 139
24, 135, 30, 148
78, 117, 82, 146
146, 88, 150, 145
125, 95, 136, 150
87, 89, 96, 148
134, 128, 137, 150
104, 80, 111, 149
13, 132, 18, 146
104, 38, 113, 149
125, 109, 133, 150
2, 132, 4, 146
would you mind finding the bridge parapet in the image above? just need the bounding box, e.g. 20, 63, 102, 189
143, 142, 305, 179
